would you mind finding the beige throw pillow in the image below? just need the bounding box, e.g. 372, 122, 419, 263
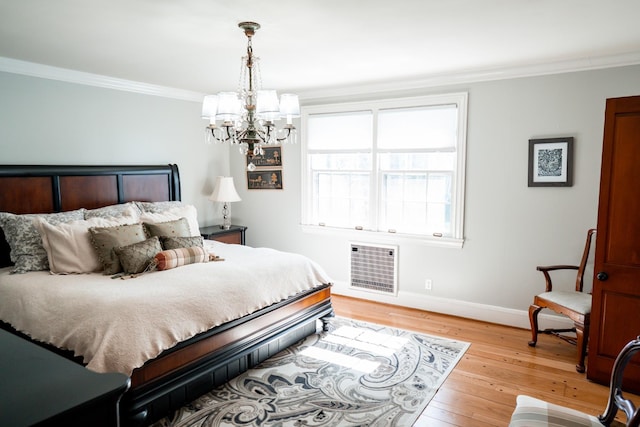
89, 223, 147, 275
143, 218, 191, 238
33, 216, 135, 274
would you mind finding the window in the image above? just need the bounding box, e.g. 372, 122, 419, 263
301, 93, 467, 245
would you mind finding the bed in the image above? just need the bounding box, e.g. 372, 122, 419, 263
0, 164, 334, 427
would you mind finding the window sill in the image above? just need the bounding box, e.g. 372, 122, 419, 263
299, 224, 464, 249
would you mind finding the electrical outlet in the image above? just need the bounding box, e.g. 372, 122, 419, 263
425, 279, 432, 291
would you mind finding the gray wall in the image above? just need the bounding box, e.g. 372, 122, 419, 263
0, 71, 230, 225
231, 65, 640, 327
2, 65, 639, 328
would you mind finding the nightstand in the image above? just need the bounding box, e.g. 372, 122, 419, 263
200, 225, 247, 245
0, 329, 130, 427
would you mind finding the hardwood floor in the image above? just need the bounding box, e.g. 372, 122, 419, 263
331, 294, 638, 426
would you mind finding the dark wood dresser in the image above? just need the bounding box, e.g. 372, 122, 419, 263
0, 329, 130, 427
200, 225, 247, 245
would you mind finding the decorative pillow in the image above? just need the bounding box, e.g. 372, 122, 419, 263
135, 201, 184, 213
33, 215, 132, 274
114, 236, 163, 274
84, 203, 141, 220
139, 205, 200, 237
143, 218, 191, 238
160, 236, 204, 250
154, 246, 208, 271
89, 222, 147, 275
0, 209, 85, 274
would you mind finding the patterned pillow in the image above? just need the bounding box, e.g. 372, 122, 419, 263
114, 236, 163, 274
89, 222, 147, 275
135, 201, 184, 213
0, 209, 85, 274
143, 218, 191, 238
154, 246, 208, 271
84, 203, 141, 220
160, 236, 204, 250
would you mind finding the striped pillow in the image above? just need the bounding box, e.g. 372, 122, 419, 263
154, 246, 208, 270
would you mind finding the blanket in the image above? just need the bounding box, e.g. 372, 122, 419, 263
0, 241, 331, 375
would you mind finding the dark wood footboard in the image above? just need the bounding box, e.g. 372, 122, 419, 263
125, 285, 333, 426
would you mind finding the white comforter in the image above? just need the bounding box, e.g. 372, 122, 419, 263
0, 241, 331, 375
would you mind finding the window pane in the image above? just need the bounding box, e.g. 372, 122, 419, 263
378, 172, 452, 235
307, 111, 373, 150
379, 152, 455, 171
313, 172, 370, 228
378, 105, 457, 149
311, 153, 372, 170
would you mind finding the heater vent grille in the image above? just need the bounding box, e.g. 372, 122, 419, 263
349, 243, 398, 295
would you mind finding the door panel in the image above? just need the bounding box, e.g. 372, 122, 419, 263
588, 95, 640, 392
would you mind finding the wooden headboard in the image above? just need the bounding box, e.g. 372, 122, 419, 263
0, 164, 181, 268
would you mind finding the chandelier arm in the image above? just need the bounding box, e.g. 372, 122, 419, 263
275, 127, 293, 143
209, 126, 227, 143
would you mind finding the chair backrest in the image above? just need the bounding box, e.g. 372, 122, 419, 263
599, 336, 640, 426
576, 229, 596, 293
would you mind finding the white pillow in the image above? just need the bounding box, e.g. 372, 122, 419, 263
139, 205, 200, 237
33, 215, 137, 274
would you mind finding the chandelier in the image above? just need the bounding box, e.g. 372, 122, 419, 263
201, 22, 300, 171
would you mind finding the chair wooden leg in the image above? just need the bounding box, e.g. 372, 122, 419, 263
528, 304, 542, 347
575, 321, 587, 373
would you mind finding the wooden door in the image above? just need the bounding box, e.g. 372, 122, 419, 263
587, 95, 640, 392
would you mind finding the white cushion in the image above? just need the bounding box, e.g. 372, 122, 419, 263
537, 291, 592, 314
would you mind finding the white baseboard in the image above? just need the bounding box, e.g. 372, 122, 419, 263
330, 280, 574, 331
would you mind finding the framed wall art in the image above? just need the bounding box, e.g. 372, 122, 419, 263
245, 146, 282, 168
247, 169, 283, 190
528, 137, 574, 187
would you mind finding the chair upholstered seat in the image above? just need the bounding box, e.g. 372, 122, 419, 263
510, 337, 640, 427
509, 395, 603, 426
536, 291, 592, 314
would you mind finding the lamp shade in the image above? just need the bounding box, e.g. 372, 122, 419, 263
279, 93, 300, 118
216, 92, 242, 121
201, 95, 218, 119
256, 90, 280, 121
209, 176, 241, 202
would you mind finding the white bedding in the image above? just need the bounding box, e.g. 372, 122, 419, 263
0, 241, 331, 375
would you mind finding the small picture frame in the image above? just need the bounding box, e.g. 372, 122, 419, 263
246, 146, 282, 168
528, 137, 574, 187
247, 169, 283, 190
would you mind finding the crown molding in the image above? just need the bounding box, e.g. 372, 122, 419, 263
2, 52, 640, 104
297, 51, 640, 103
0, 57, 203, 102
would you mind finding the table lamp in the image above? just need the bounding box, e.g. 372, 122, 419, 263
209, 176, 241, 229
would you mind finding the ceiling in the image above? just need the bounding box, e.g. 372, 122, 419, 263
1, 0, 640, 98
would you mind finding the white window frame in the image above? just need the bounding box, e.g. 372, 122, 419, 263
300, 92, 468, 248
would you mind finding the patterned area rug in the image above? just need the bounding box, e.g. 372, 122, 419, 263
152, 317, 469, 427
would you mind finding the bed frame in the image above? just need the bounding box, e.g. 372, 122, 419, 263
0, 164, 334, 426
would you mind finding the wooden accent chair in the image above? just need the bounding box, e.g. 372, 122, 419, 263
528, 229, 596, 373
510, 336, 640, 426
